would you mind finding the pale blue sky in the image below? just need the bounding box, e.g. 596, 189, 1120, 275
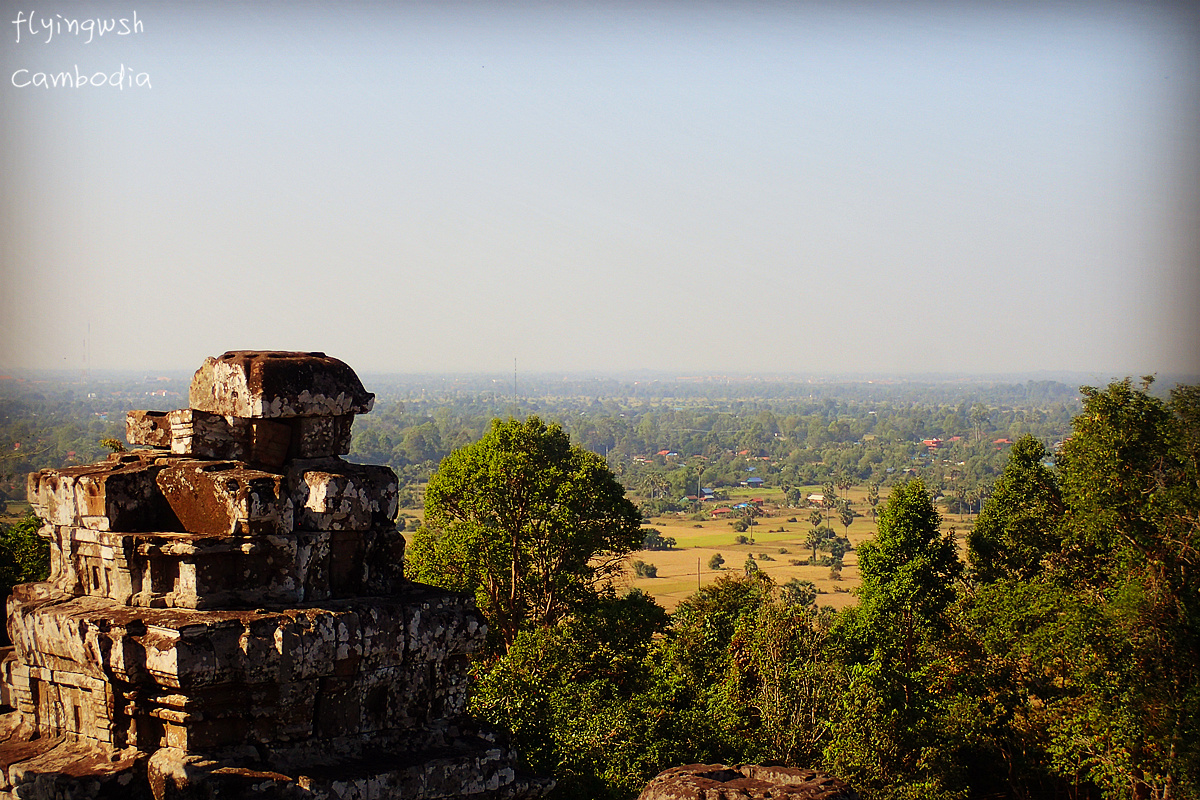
2, 1, 1197, 376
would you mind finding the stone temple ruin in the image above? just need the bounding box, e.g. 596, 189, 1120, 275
0, 351, 551, 799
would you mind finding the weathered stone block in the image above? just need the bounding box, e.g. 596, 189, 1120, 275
361, 526, 406, 596
27, 458, 178, 533
168, 409, 291, 467
189, 351, 374, 419
156, 461, 292, 537
295, 530, 331, 602
287, 459, 398, 532
116, 530, 301, 609
289, 415, 354, 459
638, 764, 860, 800
127, 410, 172, 448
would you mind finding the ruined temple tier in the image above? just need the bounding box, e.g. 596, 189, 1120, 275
0, 350, 551, 800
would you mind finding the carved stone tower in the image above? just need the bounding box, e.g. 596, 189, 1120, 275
0, 351, 549, 799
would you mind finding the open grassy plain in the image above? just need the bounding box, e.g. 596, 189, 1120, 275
623, 486, 972, 612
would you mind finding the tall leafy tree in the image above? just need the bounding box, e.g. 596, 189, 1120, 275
826, 479, 965, 800
1041, 379, 1200, 799
968, 434, 1063, 584
853, 479, 961, 650
959, 380, 1200, 800
408, 416, 642, 652
717, 592, 840, 767
470, 589, 671, 800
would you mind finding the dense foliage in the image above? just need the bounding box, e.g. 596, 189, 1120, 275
0, 512, 48, 645
408, 416, 642, 651
411, 379, 1199, 800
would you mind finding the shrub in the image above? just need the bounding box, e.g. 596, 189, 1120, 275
778, 547, 789, 554
641, 528, 676, 551
734, 534, 750, 545
781, 578, 818, 607
707, 553, 725, 570
631, 560, 658, 579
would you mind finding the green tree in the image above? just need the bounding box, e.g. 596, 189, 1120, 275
837, 471, 854, 502
822, 482, 838, 526
838, 500, 854, 537
708, 553, 725, 571
631, 560, 657, 578
718, 594, 840, 767
654, 573, 778, 764
806, 526, 835, 563
641, 528, 676, 551
955, 380, 1200, 800
781, 578, 817, 608
408, 416, 642, 652
1040, 379, 1200, 799
968, 435, 1062, 583
470, 589, 671, 799
825, 479, 965, 800
854, 479, 961, 652
0, 512, 48, 646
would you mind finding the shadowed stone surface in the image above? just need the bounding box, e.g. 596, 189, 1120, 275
637, 764, 858, 800
1, 351, 551, 800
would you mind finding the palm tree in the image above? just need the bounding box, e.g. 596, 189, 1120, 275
838, 500, 854, 537
821, 481, 837, 526
867, 483, 880, 523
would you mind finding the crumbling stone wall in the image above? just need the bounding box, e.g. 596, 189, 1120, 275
0, 351, 551, 800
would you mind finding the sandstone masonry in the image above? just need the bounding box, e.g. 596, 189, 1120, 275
0, 351, 551, 800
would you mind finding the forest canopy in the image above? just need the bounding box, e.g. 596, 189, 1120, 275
410, 378, 1199, 800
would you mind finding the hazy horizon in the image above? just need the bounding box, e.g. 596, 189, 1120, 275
3, 0, 1198, 377
2, 363, 1190, 391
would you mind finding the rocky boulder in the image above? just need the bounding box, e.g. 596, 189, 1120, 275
638, 763, 858, 800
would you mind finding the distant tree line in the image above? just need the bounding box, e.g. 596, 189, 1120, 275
0, 377, 1087, 509
347, 385, 1081, 513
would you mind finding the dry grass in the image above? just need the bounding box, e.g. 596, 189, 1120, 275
622, 486, 972, 612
